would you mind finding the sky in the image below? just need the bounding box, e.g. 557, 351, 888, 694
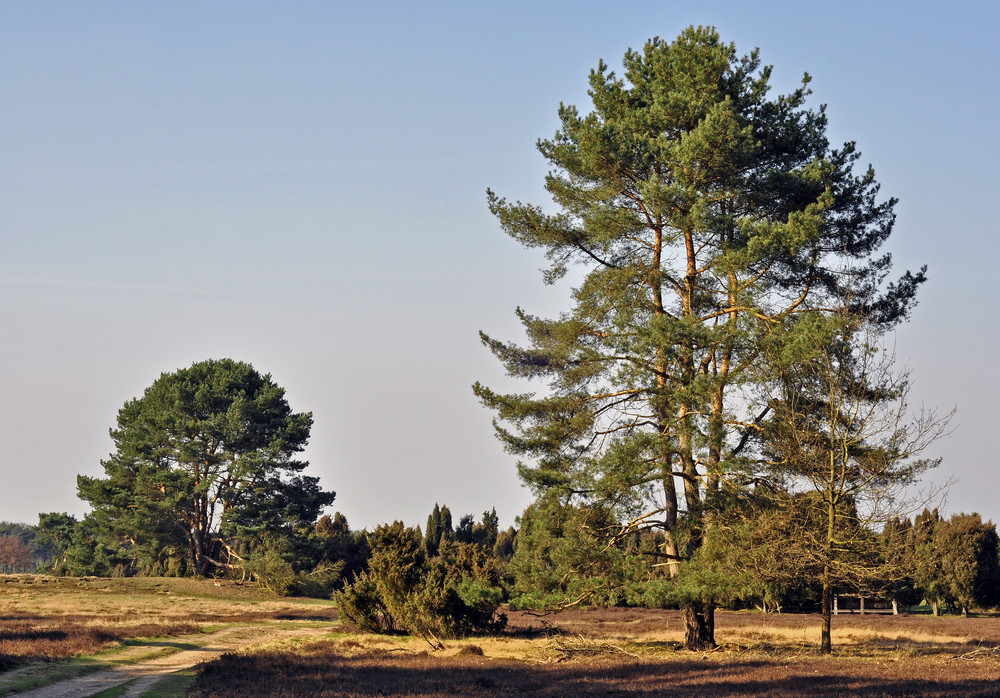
2, 1, 997, 532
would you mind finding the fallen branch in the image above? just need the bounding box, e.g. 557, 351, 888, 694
420, 629, 446, 652
539, 634, 641, 663
950, 646, 1000, 661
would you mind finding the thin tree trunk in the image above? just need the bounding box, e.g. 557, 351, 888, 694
822, 485, 835, 654
821, 570, 832, 654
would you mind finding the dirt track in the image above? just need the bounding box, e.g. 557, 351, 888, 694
7, 624, 332, 697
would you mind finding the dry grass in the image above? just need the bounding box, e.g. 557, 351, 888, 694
0, 615, 198, 670
0, 574, 337, 671
191, 607, 1000, 697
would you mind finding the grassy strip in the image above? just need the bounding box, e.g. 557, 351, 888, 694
91, 678, 134, 697
142, 667, 203, 697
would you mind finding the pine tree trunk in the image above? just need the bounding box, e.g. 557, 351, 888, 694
191, 529, 211, 576
188, 534, 200, 576
821, 575, 832, 654
684, 602, 715, 650
658, 448, 681, 578
661, 534, 681, 578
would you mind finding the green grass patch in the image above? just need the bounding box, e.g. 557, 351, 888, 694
118, 638, 204, 652
142, 668, 200, 698
0, 656, 105, 697
91, 678, 134, 697
89, 667, 199, 698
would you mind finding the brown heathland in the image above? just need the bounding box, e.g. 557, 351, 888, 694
191, 608, 1000, 697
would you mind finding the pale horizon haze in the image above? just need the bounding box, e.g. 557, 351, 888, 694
2, 1, 996, 532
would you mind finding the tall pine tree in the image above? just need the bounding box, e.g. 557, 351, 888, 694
79, 359, 334, 576
475, 26, 923, 649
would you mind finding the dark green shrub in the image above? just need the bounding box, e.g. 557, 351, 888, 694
507, 497, 660, 609
412, 540, 506, 637
335, 522, 506, 641
308, 513, 371, 588
245, 535, 346, 597
244, 535, 298, 594
336, 573, 398, 632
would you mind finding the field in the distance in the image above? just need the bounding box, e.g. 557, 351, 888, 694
0, 574, 338, 696
193, 607, 1000, 697
0, 574, 336, 665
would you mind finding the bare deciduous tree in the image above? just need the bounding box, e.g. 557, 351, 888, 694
0, 535, 33, 573
763, 314, 951, 653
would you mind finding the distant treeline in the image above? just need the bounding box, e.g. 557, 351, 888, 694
13, 497, 998, 628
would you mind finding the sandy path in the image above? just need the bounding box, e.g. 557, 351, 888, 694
9, 624, 332, 698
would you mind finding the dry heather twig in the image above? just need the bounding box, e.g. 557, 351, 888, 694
949, 646, 1000, 661
534, 634, 641, 663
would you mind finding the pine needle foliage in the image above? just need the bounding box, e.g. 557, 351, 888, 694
78, 358, 334, 577
475, 26, 925, 649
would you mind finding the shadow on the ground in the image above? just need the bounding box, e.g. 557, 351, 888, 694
191, 648, 1000, 697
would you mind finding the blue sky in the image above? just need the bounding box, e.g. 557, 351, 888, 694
2, 1, 997, 530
